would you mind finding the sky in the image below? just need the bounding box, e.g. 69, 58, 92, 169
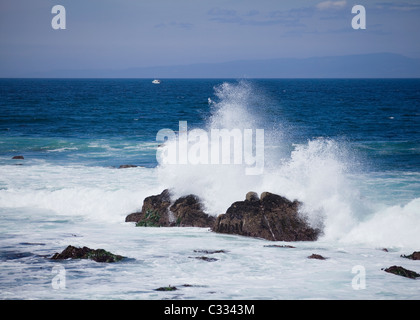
0, 0, 420, 77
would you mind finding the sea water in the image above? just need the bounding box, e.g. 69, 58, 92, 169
0, 79, 419, 299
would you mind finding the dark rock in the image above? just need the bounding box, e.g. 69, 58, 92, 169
169, 195, 215, 227
308, 253, 327, 260
125, 189, 215, 228
383, 266, 420, 279
12, 156, 24, 160
401, 251, 420, 260
264, 245, 296, 248
191, 256, 218, 262
194, 250, 227, 254
125, 212, 143, 223
126, 189, 172, 226
212, 192, 320, 242
245, 191, 259, 202
119, 164, 138, 169
51, 245, 125, 263
155, 285, 178, 291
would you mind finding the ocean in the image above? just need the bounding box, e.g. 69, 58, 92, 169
0, 78, 419, 300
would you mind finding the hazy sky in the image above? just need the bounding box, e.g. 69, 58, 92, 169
1, 0, 419, 76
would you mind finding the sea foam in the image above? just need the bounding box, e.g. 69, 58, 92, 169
157, 81, 420, 248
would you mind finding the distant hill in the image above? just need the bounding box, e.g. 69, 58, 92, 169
28, 53, 420, 78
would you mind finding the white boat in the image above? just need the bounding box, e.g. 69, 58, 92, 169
152, 79, 161, 84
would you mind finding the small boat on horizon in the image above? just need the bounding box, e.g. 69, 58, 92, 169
152, 79, 161, 84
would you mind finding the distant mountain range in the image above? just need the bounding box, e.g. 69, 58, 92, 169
28, 53, 420, 78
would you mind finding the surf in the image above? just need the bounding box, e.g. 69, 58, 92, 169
156, 80, 420, 248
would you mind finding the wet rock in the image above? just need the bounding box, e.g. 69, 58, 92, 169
169, 195, 215, 228
191, 256, 218, 262
119, 164, 138, 169
125, 189, 215, 228
245, 191, 259, 202
155, 285, 178, 291
12, 156, 24, 160
125, 189, 172, 226
308, 253, 327, 260
264, 245, 296, 248
383, 266, 420, 279
193, 250, 227, 254
212, 192, 320, 242
51, 245, 125, 263
124, 212, 143, 223
401, 251, 420, 260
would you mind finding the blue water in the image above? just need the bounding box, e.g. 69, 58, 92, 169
1, 79, 419, 170
0, 79, 419, 300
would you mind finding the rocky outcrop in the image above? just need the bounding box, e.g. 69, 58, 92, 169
51, 245, 125, 263
127, 190, 321, 242
125, 189, 215, 228
212, 192, 320, 241
383, 266, 420, 279
126, 189, 172, 226
169, 195, 215, 227
401, 251, 420, 260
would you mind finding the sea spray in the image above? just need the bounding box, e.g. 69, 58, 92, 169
157, 81, 269, 214
262, 138, 365, 241
342, 197, 420, 248
157, 81, 375, 243
156, 121, 265, 175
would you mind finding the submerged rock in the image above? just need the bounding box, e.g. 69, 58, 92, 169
155, 285, 178, 291
193, 250, 227, 254
264, 245, 296, 248
308, 253, 327, 260
212, 192, 320, 242
190, 256, 218, 262
125, 189, 215, 228
119, 164, 138, 169
383, 266, 420, 279
51, 245, 125, 263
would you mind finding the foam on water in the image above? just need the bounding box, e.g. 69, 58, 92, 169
0, 164, 161, 223
1, 80, 419, 299
157, 81, 420, 249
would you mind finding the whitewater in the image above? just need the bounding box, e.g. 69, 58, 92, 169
0, 80, 419, 299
